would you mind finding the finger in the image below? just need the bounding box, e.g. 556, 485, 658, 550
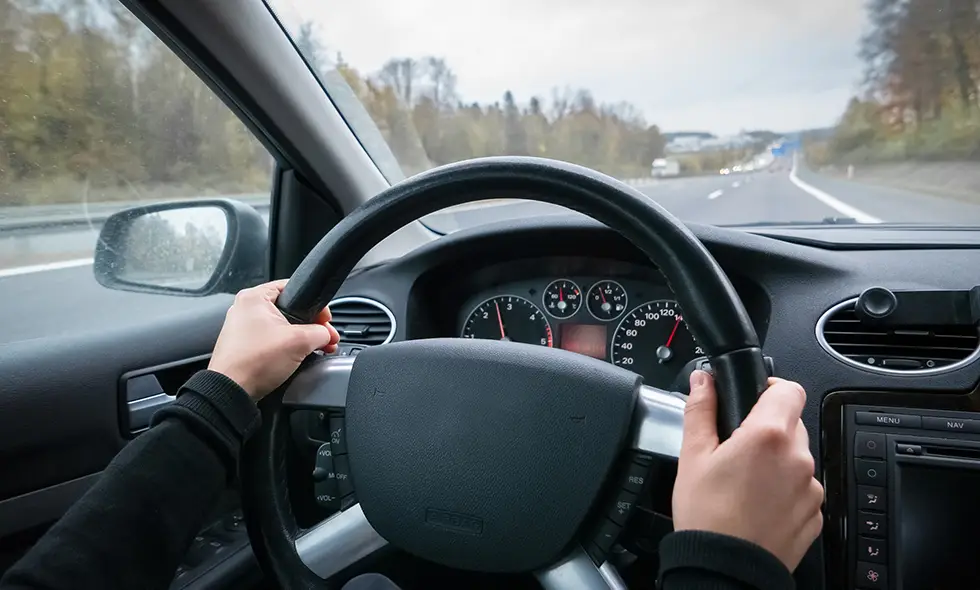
322, 323, 341, 349
293, 324, 335, 353
315, 306, 332, 325
746, 379, 806, 432
681, 370, 720, 457
260, 279, 291, 302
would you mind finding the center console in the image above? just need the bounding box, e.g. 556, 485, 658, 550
823, 390, 980, 589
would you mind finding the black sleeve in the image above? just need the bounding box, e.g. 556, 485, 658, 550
0, 370, 260, 590
658, 530, 795, 590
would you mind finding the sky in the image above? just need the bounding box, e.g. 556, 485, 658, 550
269, 0, 868, 136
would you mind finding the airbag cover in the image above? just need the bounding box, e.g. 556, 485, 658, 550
345, 338, 639, 572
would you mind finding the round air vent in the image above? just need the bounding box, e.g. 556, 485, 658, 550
816, 297, 980, 375
327, 297, 396, 346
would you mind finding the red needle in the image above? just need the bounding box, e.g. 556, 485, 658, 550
665, 316, 682, 347
598, 288, 607, 304
495, 301, 506, 339
559, 286, 564, 302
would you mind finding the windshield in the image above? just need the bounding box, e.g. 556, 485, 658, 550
268, 0, 980, 232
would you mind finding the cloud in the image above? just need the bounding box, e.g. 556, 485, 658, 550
271, 0, 867, 134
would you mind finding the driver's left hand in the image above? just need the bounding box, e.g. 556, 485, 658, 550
208, 279, 341, 400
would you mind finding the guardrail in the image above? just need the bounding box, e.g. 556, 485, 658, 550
0, 194, 270, 233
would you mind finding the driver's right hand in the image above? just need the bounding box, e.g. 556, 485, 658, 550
672, 370, 823, 572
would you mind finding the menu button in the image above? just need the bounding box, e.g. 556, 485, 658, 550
856, 411, 921, 429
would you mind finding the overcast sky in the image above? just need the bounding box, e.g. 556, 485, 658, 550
271, 0, 867, 136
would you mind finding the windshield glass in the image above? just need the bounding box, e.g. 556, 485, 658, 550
268, 0, 980, 232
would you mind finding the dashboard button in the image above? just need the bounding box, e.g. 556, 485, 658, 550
858, 536, 886, 564
855, 459, 886, 486
855, 411, 920, 429
858, 485, 886, 511
858, 511, 886, 538
896, 443, 922, 455
855, 432, 885, 459
921, 415, 980, 433
856, 561, 887, 588
608, 489, 638, 526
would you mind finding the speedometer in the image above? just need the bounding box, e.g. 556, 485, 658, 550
611, 300, 703, 386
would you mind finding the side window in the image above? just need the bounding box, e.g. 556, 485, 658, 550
0, 2, 273, 342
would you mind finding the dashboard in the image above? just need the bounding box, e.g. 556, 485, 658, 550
457, 273, 704, 390
331, 215, 980, 590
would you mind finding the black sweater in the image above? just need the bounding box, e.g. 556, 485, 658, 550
0, 370, 794, 590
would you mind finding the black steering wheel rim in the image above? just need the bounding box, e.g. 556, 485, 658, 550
242, 156, 768, 589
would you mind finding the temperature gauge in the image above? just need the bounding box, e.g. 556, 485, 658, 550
543, 279, 582, 319
587, 280, 627, 321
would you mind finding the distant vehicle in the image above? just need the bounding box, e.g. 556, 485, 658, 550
651, 158, 680, 177
719, 168, 731, 175
732, 164, 743, 173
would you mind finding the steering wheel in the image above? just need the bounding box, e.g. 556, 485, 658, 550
240, 157, 769, 589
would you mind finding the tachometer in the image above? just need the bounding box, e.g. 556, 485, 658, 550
611, 300, 703, 386
461, 295, 554, 347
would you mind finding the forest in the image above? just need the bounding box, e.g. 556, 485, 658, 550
813, 0, 980, 165
0, 0, 752, 208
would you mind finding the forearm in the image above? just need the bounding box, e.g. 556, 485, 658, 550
0, 371, 259, 590
658, 531, 795, 590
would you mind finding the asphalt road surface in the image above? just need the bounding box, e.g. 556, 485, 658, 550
4, 163, 980, 344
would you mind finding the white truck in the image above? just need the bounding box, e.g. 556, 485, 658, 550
651, 158, 680, 178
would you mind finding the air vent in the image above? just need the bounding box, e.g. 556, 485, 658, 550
817, 298, 980, 375
328, 297, 395, 346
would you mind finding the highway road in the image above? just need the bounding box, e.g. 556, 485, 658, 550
4, 162, 980, 344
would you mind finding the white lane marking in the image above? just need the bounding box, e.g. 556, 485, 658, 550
790, 157, 882, 223
707, 190, 724, 200
0, 258, 93, 278
731, 181, 741, 188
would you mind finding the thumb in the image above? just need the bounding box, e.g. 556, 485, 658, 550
292, 324, 336, 354
681, 370, 720, 458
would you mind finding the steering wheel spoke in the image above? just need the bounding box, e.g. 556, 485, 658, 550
629, 384, 686, 460
535, 547, 627, 590
295, 503, 388, 579
282, 355, 354, 411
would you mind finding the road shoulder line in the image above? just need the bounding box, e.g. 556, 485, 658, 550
790, 158, 882, 223
0, 258, 94, 278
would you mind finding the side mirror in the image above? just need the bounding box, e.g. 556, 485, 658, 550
93, 199, 267, 296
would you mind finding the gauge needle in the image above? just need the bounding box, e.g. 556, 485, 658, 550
665, 316, 682, 348
495, 301, 506, 340
599, 288, 607, 305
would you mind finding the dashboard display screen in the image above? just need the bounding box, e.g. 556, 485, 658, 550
560, 324, 607, 360
899, 464, 980, 588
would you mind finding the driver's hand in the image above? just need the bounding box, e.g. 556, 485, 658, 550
672, 370, 823, 572
208, 280, 341, 401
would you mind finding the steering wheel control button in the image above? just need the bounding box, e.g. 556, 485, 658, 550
858, 511, 886, 538
855, 411, 921, 429
856, 561, 888, 589
333, 454, 354, 497
313, 443, 340, 508
858, 536, 886, 564
854, 432, 885, 459
858, 486, 886, 512
623, 461, 650, 494
607, 490, 638, 526
591, 518, 622, 554
855, 459, 886, 486
328, 414, 347, 454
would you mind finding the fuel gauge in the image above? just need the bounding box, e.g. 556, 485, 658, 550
587, 280, 628, 321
